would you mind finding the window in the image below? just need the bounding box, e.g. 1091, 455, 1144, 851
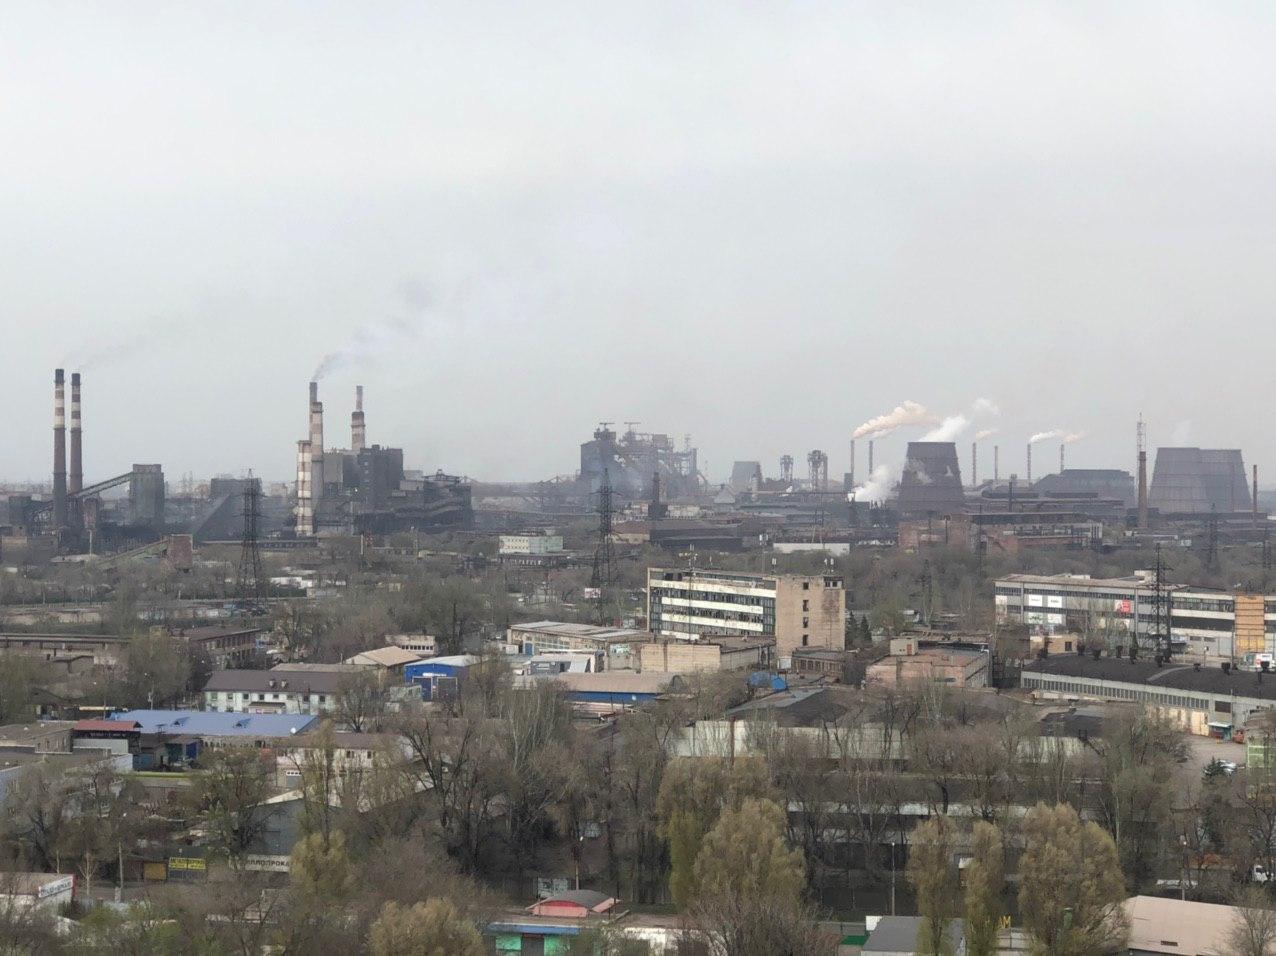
802, 582, 810, 590
802, 599, 809, 612
802, 635, 809, 647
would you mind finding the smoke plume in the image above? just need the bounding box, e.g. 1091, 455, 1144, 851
1063, 431, 1087, 444
970, 397, 1001, 417
974, 428, 997, 441
1028, 429, 1064, 444
312, 314, 421, 380
63, 315, 191, 371
851, 463, 897, 504
852, 401, 938, 440
920, 415, 969, 442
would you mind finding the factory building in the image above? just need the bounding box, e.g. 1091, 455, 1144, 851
1150, 447, 1251, 515
1031, 468, 1137, 509
12, 370, 169, 552
579, 422, 701, 498
995, 571, 1276, 659
646, 567, 846, 658
292, 381, 472, 536
895, 442, 966, 517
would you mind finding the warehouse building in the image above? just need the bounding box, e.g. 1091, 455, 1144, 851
507, 621, 646, 670
647, 568, 845, 658
1022, 655, 1276, 731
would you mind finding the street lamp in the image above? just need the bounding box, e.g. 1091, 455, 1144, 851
889, 839, 897, 916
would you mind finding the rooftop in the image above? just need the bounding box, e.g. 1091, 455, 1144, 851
555, 672, 680, 695
510, 621, 648, 642
1124, 894, 1236, 954
204, 668, 351, 694
1024, 654, 1276, 701
998, 572, 1185, 590
343, 646, 424, 668
109, 710, 319, 737
0, 721, 74, 743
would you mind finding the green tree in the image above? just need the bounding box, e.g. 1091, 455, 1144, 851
657, 756, 774, 908
964, 821, 1005, 956
906, 815, 959, 956
689, 798, 817, 956
1018, 802, 1128, 956
693, 797, 804, 903
290, 829, 353, 900
367, 899, 484, 956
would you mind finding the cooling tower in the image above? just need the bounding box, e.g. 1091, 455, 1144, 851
1149, 447, 1250, 515
897, 441, 966, 516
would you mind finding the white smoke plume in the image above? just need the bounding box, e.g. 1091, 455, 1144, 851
312, 314, 420, 380
974, 428, 997, 441
852, 401, 938, 440
851, 463, 897, 504
970, 397, 1001, 417
920, 415, 969, 442
1063, 431, 1087, 444
1029, 429, 1064, 444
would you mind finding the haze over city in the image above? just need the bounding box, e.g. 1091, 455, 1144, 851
5, 3, 1276, 483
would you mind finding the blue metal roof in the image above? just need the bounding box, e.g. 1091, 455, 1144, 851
109, 710, 318, 737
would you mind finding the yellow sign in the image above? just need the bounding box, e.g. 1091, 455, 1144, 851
168, 857, 206, 871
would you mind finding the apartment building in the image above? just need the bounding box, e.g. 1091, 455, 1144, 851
646, 568, 845, 657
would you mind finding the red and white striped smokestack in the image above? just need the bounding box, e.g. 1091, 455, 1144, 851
352, 385, 366, 452
53, 369, 67, 528
69, 373, 83, 495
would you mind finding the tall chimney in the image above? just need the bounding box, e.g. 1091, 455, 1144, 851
994, 445, 1000, 481
53, 369, 67, 529
1060, 442, 1065, 474
295, 440, 314, 535
352, 385, 366, 453
69, 373, 83, 495
1027, 443, 1032, 485
1137, 417, 1149, 529
971, 441, 978, 488
868, 439, 875, 476
308, 381, 324, 497
848, 440, 855, 489
1255, 463, 1260, 530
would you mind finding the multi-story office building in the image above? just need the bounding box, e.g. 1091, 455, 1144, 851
995, 572, 1276, 659
646, 568, 845, 657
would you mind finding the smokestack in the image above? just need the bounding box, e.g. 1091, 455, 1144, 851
1255, 464, 1260, 530
971, 441, 978, 488
53, 369, 67, 529
308, 381, 324, 497
1027, 443, 1032, 484
868, 440, 875, 475
848, 440, 855, 489
352, 385, 366, 453
1137, 418, 1149, 530
295, 440, 314, 535
69, 373, 82, 495
1060, 442, 1065, 474
69, 372, 83, 532
994, 445, 1000, 481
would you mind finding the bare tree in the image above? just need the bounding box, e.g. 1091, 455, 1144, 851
1228, 886, 1276, 956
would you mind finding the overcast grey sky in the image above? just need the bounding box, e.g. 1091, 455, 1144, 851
3, 2, 1275, 485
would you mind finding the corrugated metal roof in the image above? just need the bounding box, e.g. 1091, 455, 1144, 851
108, 710, 319, 737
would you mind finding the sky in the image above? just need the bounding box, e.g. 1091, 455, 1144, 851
3, 2, 1275, 486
